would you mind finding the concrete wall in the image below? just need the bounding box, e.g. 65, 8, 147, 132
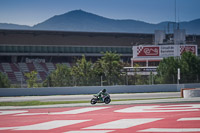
1, 84, 200, 96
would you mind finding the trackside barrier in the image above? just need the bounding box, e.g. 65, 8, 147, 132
1, 84, 200, 96
181, 88, 195, 98
183, 88, 200, 98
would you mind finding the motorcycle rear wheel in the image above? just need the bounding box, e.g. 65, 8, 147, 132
90, 98, 97, 105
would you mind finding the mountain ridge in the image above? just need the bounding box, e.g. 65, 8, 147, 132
0, 10, 200, 34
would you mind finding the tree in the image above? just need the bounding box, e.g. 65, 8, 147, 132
25, 71, 38, 88
156, 57, 180, 84
133, 64, 148, 85
42, 75, 53, 87
95, 52, 123, 85
180, 52, 200, 83
71, 56, 94, 86
0, 72, 10, 88
47, 64, 72, 87
156, 52, 200, 84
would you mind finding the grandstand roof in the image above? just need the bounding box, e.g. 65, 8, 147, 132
0, 29, 153, 46
0, 29, 199, 57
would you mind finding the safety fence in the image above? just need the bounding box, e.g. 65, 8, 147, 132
1, 83, 200, 96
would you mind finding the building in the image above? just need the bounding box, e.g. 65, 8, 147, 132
0, 29, 199, 83
0, 29, 152, 83
125, 29, 198, 75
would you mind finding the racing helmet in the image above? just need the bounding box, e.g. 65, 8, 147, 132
102, 89, 106, 92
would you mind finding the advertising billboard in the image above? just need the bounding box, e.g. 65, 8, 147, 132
137, 47, 159, 56
180, 45, 196, 55
133, 45, 197, 58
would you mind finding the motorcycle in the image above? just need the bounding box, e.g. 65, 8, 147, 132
90, 94, 111, 105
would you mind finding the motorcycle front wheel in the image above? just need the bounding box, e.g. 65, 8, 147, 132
104, 97, 111, 104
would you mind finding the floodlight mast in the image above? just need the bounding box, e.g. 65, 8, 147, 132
175, 0, 177, 25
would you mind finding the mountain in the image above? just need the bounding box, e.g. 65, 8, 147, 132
0, 10, 200, 34
0, 23, 31, 30
33, 10, 155, 33
179, 19, 200, 34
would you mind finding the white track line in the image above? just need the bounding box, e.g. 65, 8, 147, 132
178, 117, 200, 121
16, 107, 110, 116
64, 130, 114, 133
84, 118, 162, 129
0, 110, 28, 115
139, 128, 200, 132
0, 120, 90, 130
51, 107, 110, 115
16, 113, 48, 116
114, 105, 199, 113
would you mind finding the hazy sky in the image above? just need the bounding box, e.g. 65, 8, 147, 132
0, 0, 200, 26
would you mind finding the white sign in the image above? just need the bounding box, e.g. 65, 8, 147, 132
160, 45, 174, 56
26, 58, 45, 63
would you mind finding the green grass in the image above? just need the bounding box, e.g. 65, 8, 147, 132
0, 100, 89, 106
0, 97, 181, 106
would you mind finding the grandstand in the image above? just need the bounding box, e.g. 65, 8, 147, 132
0, 29, 199, 84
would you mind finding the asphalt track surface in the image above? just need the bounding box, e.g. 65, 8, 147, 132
0, 102, 200, 133
0, 92, 180, 102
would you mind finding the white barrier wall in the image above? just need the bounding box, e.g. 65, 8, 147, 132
1, 84, 200, 96
183, 89, 200, 98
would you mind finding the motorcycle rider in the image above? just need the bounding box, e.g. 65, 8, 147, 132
96, 89, 109, 102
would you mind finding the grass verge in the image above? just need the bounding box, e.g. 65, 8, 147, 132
0, 97, 180, 106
